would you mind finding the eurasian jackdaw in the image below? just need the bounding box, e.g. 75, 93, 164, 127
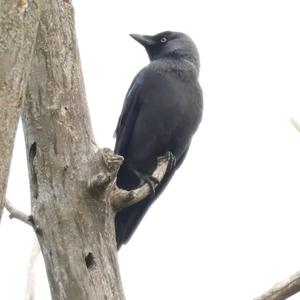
114, 31, 203, 249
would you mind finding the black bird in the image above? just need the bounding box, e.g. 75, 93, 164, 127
114, 31, 203, 249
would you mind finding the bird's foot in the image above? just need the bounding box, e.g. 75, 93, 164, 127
142, 175, 159, 195
164, 151, 176, 173
134, 171, 159, 196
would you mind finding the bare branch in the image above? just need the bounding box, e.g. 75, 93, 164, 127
4, 199, 32, 226
25, 237, 41, 300
111, 156, 170, 211
291, 117, 300, 133
254, 271, 300, 300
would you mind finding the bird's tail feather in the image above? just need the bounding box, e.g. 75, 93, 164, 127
115, 147, 190, 250
115, 168, 176, 250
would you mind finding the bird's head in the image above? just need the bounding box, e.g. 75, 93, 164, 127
130, 31, 200, 72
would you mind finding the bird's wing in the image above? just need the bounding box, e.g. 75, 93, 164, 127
114, 71, 144, 155
116, 145, 190, 249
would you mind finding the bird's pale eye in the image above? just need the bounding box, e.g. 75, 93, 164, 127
160, 37, 168, 43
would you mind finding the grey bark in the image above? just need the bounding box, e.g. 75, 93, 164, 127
22, 0, 125, 298
0, 0, 42, 221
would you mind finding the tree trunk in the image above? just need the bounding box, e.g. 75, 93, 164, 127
22, 0, 125, 299
0, 0, 42, 221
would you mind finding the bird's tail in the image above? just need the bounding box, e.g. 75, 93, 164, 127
115, 165, 177, 250
115, 148, 190, 249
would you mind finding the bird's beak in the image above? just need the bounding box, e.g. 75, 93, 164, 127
129, 34, 155, 47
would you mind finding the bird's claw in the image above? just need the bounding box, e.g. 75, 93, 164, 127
149, 175, 159, 185
143, 175, 159, 195
165, 151, 176, 173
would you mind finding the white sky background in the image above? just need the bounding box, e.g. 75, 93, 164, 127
1, 0, 300, 299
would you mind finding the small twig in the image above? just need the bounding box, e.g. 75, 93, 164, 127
291, 117, 300, 133
254, 270, 300, 300
25, 237, 41, 300
4, 199, 32, 226
111, 156, 169, 211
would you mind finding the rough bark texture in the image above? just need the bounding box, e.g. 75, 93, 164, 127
21, 0, 126, 299
0, 0, 42, 221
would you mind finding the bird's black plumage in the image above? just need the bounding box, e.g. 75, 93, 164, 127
114, 31, 203, 249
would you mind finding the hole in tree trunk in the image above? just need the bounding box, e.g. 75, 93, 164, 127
29, 142, 38, 198
85, 252, 96, 269
29, 142, 37, 160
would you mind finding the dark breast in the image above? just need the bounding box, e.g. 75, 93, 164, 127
126, 62, 202, 174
